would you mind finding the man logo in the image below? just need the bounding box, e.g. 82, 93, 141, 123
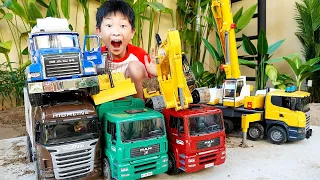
204, 139, 215, 147
140, 147, 152, 155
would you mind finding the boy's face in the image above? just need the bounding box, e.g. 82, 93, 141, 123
97, 12, 135, 59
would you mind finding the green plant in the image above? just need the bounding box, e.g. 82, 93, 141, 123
240, 28, 286, 90
265, 64, 294, 90
195, 4, 257, 88
295, 0, 320, 101
129, 0, 173, 54
282, 56, 320, 90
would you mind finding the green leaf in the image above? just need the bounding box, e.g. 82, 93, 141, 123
69, 24, 73, 31
21, 47, 28, 55
312, 64, 320, 73
162, 7, 173, 14
200, 0, 211, 7
2, 13, 13, 20
305, 57, 320, 66
265, 64, 278, 82
278, 74, 294, 82
201, 37, 220, 62
61, 0, 70, 19
267, 39, 285, 54
239, 59, 257, 68
284, 57, 299, 76
257, 28, 268, 56
233, 7, 243, 23
292, 56, 302, 69
28, 2, 43, 25
298, 65, 312, 74
236, 4, 257, 30
36, 0, 49, 8
183, 29, 195, 46
146, 2, 166, 11
242, 34, 257, 55
215, 32, 223, 56
202, 72, 215, 86
0, 41, 12, 54
300, 72, 312, 83
5, 0, 29, 24
266, 54, 300, 64
191, 61, 204, 80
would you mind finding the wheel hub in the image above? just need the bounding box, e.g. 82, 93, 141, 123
271, 131, 282, 141
249, 127, 259, 138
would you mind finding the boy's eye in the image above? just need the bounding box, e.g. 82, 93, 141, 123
106, 24, 112, 28
120, 25, 127, 28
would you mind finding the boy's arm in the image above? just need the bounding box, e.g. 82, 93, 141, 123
132, 45, 157, 77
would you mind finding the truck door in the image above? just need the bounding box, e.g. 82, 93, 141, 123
83, 35, 102, 65
278, 97, 297, 126
265, 95, 280, 120
106, 120, 117, 156
169, 116, 185, 151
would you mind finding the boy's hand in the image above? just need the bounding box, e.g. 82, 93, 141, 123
144, 48, 158, 77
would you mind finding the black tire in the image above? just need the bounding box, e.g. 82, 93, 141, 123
267, 126, 287, 145
88, 86, 100, 95
224, 119, 234, 134
29, 93, 43, 107
167, 152, 180, 175
103, 158, 114, 180
26, 136, 33, 162
247, 123, 265, 141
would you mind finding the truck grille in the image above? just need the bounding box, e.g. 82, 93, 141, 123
305, 111, 311, 131
197, 138, 220, 150
199, 152, 217, 165
130, 144, 160, 158
43, 53, 81, 78
46, 139, 97, 179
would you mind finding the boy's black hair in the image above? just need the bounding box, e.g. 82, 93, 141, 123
96, 0, 135, 30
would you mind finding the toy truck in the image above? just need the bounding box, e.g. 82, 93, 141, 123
162, 104, 226, 174
26, 17, 100, 106
24, 89, 102, 179
199, 0, 312, 145
96, 97, 168, 179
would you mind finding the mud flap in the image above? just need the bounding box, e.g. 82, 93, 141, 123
306, 129, 312, 139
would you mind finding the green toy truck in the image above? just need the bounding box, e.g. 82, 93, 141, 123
96, 97, 168, 179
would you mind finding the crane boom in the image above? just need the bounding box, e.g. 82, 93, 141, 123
212, 0, 241, 79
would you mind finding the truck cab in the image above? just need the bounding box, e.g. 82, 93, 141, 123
264, 89, 312, 143
26, 18, 100, 106
24, 89, 102, 179
162, 104, 226, 174
96, 97, 168, 179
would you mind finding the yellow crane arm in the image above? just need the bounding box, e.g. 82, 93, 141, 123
212, 0, 241, 79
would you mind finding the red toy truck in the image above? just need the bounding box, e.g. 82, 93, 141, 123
162, 104, 226, 174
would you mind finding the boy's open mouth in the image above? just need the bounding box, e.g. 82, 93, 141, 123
111, 40, 122, 49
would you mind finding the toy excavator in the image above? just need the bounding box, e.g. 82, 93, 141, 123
144, 29, 193, 111
83, 36, 137, 105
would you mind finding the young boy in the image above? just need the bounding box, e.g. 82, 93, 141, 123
96, 0, 157, 101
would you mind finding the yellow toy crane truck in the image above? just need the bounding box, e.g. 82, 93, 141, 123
192, 0, 312, 145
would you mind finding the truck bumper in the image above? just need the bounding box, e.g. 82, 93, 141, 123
288, 127, 312, 141
115, 154, 168, 180
183, 147, 226, 173
27, 76, 99, 94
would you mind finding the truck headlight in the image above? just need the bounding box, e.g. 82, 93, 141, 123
298, 129, 305, 134
29, 72, 41, 78
188, 158, 195, 163
84, 67, 96, 73
121, 167, 128, 172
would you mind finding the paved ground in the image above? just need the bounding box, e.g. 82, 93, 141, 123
1, 126, 319, 180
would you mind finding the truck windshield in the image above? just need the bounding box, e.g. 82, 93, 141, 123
188, 113, 223, 136
34, 34, 79, 49
121, 118, 164, 143
43, 118, 99, 145
296, 97, 310, 112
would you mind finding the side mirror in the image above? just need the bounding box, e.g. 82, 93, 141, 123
178, 126, 184, 134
